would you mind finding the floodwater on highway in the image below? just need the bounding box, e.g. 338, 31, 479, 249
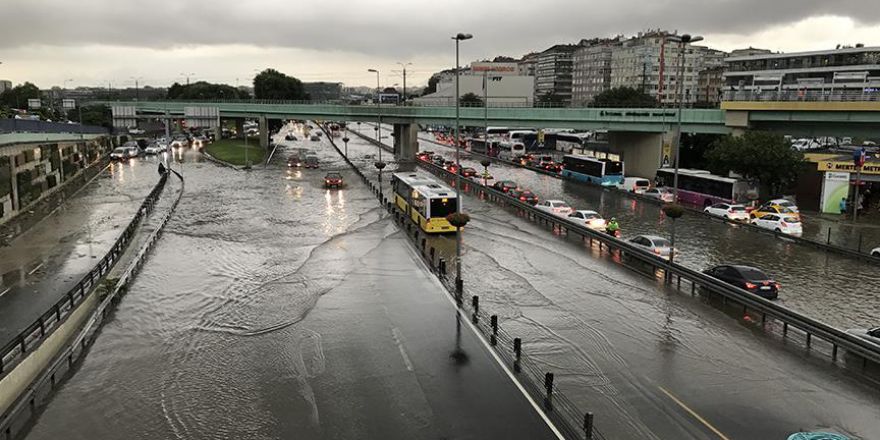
345, 130, 880, 440
419, 136, 880, 331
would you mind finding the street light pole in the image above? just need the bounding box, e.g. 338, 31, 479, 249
484, 71, 489, 143
368, 68, 382, 164
180, 72, 195, 86
452, 32, 473, 295
397, 62, 412, 104
130, 76, 143, 101
670, 34, 703, 203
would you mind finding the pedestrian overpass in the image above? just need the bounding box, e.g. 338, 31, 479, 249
98, 100, 880, 178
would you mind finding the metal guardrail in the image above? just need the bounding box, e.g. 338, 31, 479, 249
0, 119, 109, 135
421, 136, 880, 265
723, 89, 880, 102
0, 169, 184, 439
414, 160, 880, 369
0, 172, 169, 377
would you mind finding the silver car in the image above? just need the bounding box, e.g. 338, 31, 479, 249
628, 234, 676, 258
846, 327, 880, 348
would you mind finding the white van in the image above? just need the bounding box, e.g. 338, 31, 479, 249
618, 177, 651, 194
498, 141, 526, 161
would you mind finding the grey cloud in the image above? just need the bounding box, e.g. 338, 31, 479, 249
2, 0, 878, 58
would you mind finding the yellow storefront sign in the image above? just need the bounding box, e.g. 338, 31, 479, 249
816, 160, 880, 175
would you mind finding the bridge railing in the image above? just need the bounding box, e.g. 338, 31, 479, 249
723, 89, 880, 102
0, 171, 169, 378
0, 119, 109, 135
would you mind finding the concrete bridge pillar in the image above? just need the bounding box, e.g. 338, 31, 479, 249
610, 131, 674, 179
393, 123, 419, 170
259, 115, 269, 148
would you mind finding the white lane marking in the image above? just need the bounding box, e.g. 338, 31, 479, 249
0, 287, 10, 297
28, 262, 44, 276
658, 386, 731, 440
401, 241, 566, 440
391, 327, 414, 371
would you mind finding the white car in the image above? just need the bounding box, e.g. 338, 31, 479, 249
144, 144, 163, 155
846, 327, 880, 347
791, 138, 820, 151
704, 203, 750, 222
566, 210, 606, 231
751, 214, 803, 236
765, 198, 799, 213
628, 235, 676, 259
110, 147, 129, 160
535, 200, 572, 216
644, 188, 674, 203
871, 247, 880, 257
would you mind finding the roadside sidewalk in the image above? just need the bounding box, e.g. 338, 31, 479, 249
0, 161, 163, 350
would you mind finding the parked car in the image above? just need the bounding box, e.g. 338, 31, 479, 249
703, 265, 780, 299
492, 180, 518, 193
704, 203, 750, 222
304, 155, 319, 168
628, 235, 675, 259
619, 177, 651, 194
324, 172, 344, 188
845, 327, 880, 347
751, 214, 803, 236
751, 204, 800, 221
644, 188, 674, 203
566, 210, 607, 231
535, 200, 572, 216
508, 189, 539, 205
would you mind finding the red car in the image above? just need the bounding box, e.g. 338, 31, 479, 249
324, 172, 344, 188
508, 189, 539, 205
459, 167, 477, 177
542, 162, 563, 173
492, 180, 518, 193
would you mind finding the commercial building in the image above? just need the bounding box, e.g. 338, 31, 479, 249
609, 30, 726, 106
696, 65, 725, 106
303, 82, 343, 102
572, 38, 620, 106
0, 80, 12, 94
414, 62, 535, 107
535, 45, 578, 105
518, 53, 539, 78
722, 46, 880, 101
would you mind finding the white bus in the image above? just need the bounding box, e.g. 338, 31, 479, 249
497, 141, 526, 160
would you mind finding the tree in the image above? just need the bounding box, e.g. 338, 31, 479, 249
679, 133, 723, 169
253, 68, 307, 100
705, 131, 804, 196
591, 86, 657, 108
78, 105, 113, 128
166, 81, 247, 100
537, 91, 565, 107
0, 82, 41, 109
459, 93, 483, 107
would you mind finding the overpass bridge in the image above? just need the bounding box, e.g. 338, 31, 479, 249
98, 99, 880, 177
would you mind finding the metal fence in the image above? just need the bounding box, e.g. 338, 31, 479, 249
723, 89, 880, 102
0, 119, 109, 135
0, 170, 183, 439
0, 172, 169, 376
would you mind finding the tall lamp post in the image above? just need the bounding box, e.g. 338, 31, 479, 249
397, 62, 412, 104
130, 76, 143, 101
367, 68, 382, 165
452, 32, 473, 295
669, 33, 703, 203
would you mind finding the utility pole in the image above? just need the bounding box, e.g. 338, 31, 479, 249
130, 76, 143, 101
397, 62, 412, 103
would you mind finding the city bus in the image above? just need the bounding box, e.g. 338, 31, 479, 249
469, 138, 501, 157
391, 172, 458, 233
654, 168, 757, 207
560, 155, 625, 186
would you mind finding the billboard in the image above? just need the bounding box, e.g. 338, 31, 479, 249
820, 172, 850, 214
111, 105, 137, 128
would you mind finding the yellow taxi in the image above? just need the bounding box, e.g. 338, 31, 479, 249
750, 204, 801, 221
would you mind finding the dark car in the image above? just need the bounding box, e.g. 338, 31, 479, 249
443, 161, 458, 173
287, 155, 303, 167
324, 172, 343, 188
509, 189, 539, 205
304, 155, 319, 169
459, 167, 477, 178
432, 155, 445, 165
515, 154, 535, 166
285, 132, 298, 141
542, 161, 563, 173
492, 180, 518, 193
703, 265, 780, 299
310, 135, 321, 142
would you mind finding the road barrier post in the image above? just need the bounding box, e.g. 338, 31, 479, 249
490, 315, 498, 345
472, 295, 479, 313
514, 337, 522, 360
584, 412, 594, 439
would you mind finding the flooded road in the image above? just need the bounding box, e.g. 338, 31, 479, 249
343, 130, 880, 440
419, 137, 880, 330
23, 136, 556, 440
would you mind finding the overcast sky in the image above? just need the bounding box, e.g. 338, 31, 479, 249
1, 0, 878, 90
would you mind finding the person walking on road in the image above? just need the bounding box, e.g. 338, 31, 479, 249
839, 197, 847, 218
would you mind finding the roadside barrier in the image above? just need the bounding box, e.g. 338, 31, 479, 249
1, 170, 185, 439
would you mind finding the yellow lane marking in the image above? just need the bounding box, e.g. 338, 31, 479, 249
658, 385, 732, 440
